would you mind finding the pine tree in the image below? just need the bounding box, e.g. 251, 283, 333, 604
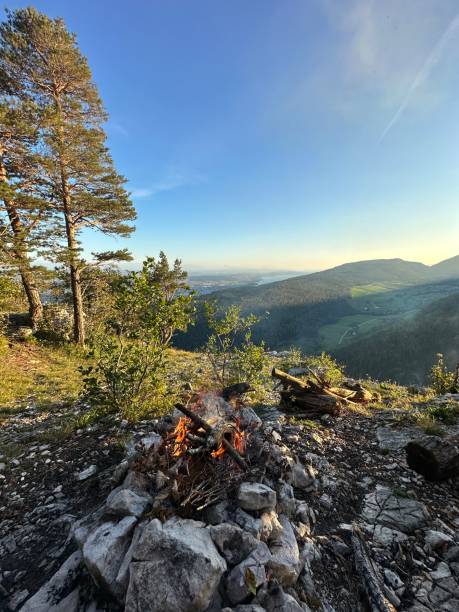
0, 100, 53, 328
0, 8, 136, 344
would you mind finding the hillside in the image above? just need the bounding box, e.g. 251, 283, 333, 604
177, 256, 459, 363
335, 292, 459, 384
2, 341, 459, 612
430, 254, 459, 279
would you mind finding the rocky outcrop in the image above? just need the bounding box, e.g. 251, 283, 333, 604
362, 486, 430, 533
125, 518, 226, 612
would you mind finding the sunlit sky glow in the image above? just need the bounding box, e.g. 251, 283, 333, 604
10, 0, 459, 271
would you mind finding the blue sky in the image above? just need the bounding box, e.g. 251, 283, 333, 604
7, 0, 459, 271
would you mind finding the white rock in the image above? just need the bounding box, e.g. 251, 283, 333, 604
125, 518, 226, 612
238, 406, 262, 430
83, 516, 137, 600
277, 482, 296, 518
20, 551, 82, 611
365, 524, 409, 547
267, 515, 302, 586
319, 493, 333, 509
105, 489, 152, 518
226, 542, 272, 604
77, 465, 97, 481
139, 433, 162, 451
238, 482, 277, 512
288, 462, 317, 490
256, 583, 308, 611
260, 509, 283, 542
384, 569, 404, 591
234, 508, 263, 538
430, 562, 451, 581
424, 530, 454, 551
209, 523, 259, 565
362, 486, 429, 534
114, 521, 145, 598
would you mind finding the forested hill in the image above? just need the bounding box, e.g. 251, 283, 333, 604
335, 292, 459, 384
176, 256, 459, 375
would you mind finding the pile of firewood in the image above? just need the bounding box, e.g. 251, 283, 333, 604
272, 367, 377, 418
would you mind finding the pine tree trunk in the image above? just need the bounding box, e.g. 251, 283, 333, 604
0, 152, 43, 329
18, 264, 43, 330
65, 218, 85, 345
54, 96, 85, 346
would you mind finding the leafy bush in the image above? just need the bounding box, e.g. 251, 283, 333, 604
278, 348, 345, 386
36, 305, 73, 342
429, 353, 457, 395
81, 254, 195, 421
204, 302, 269, 390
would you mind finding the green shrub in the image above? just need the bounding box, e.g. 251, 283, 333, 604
204, 302, 269, 391
36, 305, 73, 342
81, 254, 195, 421
278, 348, 345, 386
429, 353, 457, 394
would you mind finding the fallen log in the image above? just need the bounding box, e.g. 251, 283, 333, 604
273, 367, 359, 407
406, 435, 459, 481
272, 367, 311, 391
284, 393, 341, 415
352, 528, 397, 612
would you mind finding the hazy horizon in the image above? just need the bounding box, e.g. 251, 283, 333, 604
11, 0, 459, 270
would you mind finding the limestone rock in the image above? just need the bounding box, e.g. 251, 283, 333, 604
77, 465, 97, 481
260, 509, 283, 542
287, 462, 317, 491
209, 523, 259, 566
19, 551, 82, 612
364, 523, 409, 547
362, 486, 429, 533
105, 488, 152, 518
125, 517, 226, 612
425, 530, 454, 551
267, 515, 302, 586
277, 482, 296, 518
83, 516, 137, 600
234, 508, 263, 538
238, 482, 277, 512
226, 542, 272, 604
256, 582, 309, 611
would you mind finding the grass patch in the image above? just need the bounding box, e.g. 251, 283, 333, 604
0, 341, 84, 418
395, 401, 457, 436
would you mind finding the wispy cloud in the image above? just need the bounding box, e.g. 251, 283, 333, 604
131, 188, 153, 198
313, 0, 459, 126
130, 168, 206, 200
107, 121, 129, 137
379, 11, 459, 142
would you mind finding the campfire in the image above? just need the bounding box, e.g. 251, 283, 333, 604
136, 390, 257, 513
168, 401, 246, 467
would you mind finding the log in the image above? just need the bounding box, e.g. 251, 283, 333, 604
288, 394, 340, 413
174, 403, 248, 470
352, 528, 397, 612
272, 367, 357, 407
406, 435, 459, 481
272, 367, 311, 391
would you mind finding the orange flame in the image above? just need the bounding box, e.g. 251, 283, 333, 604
171, 417, 190, 457
170, 413, 246, 461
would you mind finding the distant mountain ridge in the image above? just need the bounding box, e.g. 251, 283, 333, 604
176, 255, 459, 383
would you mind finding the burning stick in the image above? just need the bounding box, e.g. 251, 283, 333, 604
175, 403, 248, 470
